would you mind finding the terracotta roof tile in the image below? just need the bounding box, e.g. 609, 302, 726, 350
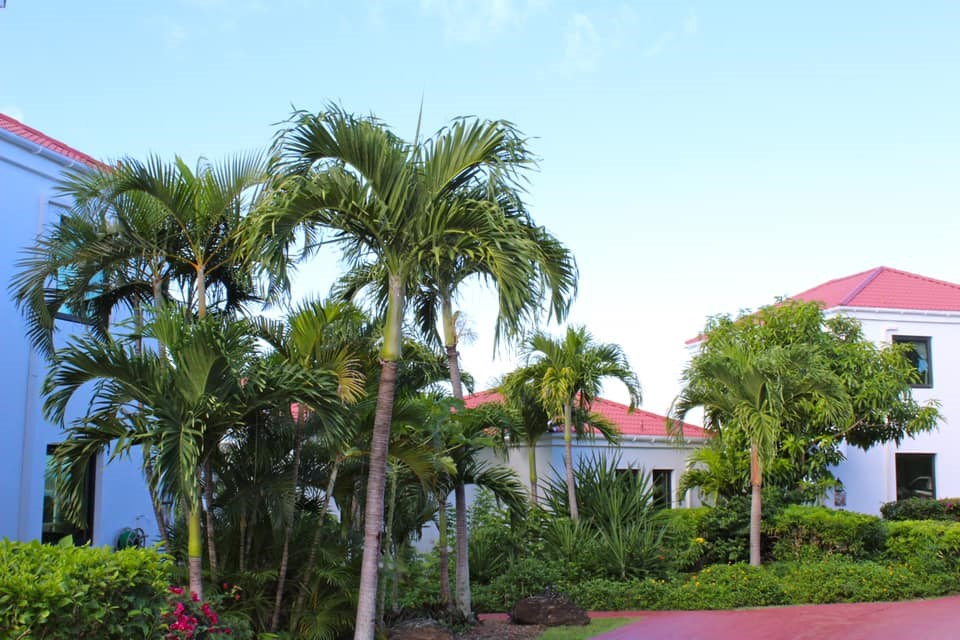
464, 390, 708, 439
793, 266, 960, 312
0, 113, 103, 167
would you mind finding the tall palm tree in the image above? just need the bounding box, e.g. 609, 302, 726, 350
260, 105, 536, 639
41, 310, 346, 599
510, 326, 641, 522
672, 341, 849, 566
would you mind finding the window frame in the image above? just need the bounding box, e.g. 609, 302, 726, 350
892, 335, 933, 389
42, 444, 96, 545
651, 468, 673, 510
895, 452, 936, 502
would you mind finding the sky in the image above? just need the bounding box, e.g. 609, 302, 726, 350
2, 2, 959, 418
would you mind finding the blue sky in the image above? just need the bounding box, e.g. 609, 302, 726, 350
2, 1, 959, 415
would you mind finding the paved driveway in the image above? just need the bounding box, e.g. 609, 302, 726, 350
590, 595, 960, 640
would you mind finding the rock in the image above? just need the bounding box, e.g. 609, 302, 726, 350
388, 618, 454, 640
511, 594, 590, 627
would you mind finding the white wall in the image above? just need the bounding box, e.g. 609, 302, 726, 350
830, 307, 960, 514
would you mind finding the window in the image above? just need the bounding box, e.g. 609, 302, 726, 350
51, 204, 102, 324
892, 336, 932, 388
896, 453, 935, 501
651, 469, 672, 510
42, 445, 95, 544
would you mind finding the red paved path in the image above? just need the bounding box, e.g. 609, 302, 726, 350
589, 595, 960, 640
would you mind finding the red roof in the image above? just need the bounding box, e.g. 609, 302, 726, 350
793, 266, 960, 312
0, 112, 102, 167
464, 390, 708, 439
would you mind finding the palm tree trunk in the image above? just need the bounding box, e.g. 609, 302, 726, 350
437, 495, 452, 605
749, 443, 762, 567
143, 454, 171, 549
378, 465, 398, 623
203, 459, 219, 584
454, 483, 472, 619
563, 403, 579, 522
354, 275, 404, 640
239, 508, 247, 573
188, 505, 204, 600
271, 411, 304, 631
293, 455, 342, 619
527, 443, 538, 504
442, 297, 474, 618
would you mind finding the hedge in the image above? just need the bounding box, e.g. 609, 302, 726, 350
880, 497, 960, 522
770, 505, 885, 561
0, 538, 171, 639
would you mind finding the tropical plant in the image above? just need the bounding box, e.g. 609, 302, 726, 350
260, 104, 538, 639
508, 326, 640, 522
673, 339, 850, 566
41, 310, 346, 599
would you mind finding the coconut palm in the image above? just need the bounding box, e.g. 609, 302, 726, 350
510, 326, 641, 522
260, 105, 535, 639
672, 341, 849, 566
41, 309, 346, 599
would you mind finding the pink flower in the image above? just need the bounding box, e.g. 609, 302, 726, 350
169, 586, 185, 595
191, 591, 200, 602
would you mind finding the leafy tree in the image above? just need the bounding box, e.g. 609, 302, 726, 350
262, 105, 535, 639
673, 300, 942, 565
508, 326, 640, 522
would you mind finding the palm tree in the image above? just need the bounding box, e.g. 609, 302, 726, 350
510, 326, 641, 522
672, 341, 849, 566
497, 376, 553, 505
41, 310, 346, 599
260, 105, 536, 639
255, 299, 365, 631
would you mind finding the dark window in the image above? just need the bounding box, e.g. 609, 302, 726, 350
896, 453, 935, 501
893, 336, 932, 388
651, 469, 672, 510
42, 444, 95, 544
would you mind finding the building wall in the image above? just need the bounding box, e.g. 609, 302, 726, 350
830, 307, 960, 515
0, 132, 158, 546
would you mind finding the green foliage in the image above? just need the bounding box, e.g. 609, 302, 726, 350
558, 578, 672, 612
775, 558, 951, 604
884, 520, 960, 574
536, 617, 638, 640
676, 301, 941, 502
771, 506, 885, 561
471, 558, 578, 613
0, 540, 171, 639
661, 508, 710, 571
696, 493, 786, 565
880, 497, 960, 521
672, 564, 787, 609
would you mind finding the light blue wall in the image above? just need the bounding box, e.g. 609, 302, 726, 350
0, 130, 158, 547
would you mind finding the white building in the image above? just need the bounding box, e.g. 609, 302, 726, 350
465, 390, 708, 509
0, 113, 158, 546
783, 266, 960, 515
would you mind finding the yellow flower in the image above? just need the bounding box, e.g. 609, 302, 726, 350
695, 537, 706, 544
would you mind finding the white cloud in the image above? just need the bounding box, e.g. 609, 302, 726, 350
419, 0, 545, 43
564, 13, 601, 72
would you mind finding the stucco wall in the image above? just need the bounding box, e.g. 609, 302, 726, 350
0, 133, 158, 547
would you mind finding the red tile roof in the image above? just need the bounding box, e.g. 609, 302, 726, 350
464, 390, 709, 439
0, 112, 102, 167
793, 266, 960, 312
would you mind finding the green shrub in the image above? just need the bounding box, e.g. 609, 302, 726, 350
662, 507, 710, 571
672, 564, 787, 609
558, 577, 673, 611
884, 520, 960, 576
880, 497, 960, 522
0, 538, 171, 639
771, 506, 885, 561
697, 493, 786, 565
775, 558, 949, 604
471, 558, 579, 613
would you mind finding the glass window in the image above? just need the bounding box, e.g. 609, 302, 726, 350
42, 444, 95, 544
896, 453, 935, 501
893, 336, 932, 388
651, 469, 672, 510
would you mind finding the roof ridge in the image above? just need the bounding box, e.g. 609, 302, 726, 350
840, 266, 885, 305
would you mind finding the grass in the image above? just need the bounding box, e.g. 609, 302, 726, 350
536, 617, 639, 640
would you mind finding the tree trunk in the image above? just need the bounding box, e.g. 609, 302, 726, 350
239, 509, 247, 573
563, 403, 578, 522
437, 496, 452, 605
293, 455, 342, 619
188, 505, 204, 600
353, 360, 399, 640
749, 443, 762, 567
271, 411, 304, 631
354, 277, 404, 640
203, 459, 219, 584
378, 465, 398, 623
454, 483, 472, 619
527, 443, 538, 505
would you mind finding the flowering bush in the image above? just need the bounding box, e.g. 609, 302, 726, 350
164, 586, 234, 638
